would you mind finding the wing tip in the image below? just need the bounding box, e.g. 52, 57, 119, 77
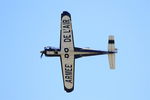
64, 87, 74, 93
61, 11, 71, 19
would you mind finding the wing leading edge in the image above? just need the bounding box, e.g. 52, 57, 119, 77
60, 11, 75, 92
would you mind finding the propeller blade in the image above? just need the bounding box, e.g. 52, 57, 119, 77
40, 51, 44, 58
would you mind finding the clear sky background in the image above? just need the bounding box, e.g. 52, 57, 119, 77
0, 0, 150, 100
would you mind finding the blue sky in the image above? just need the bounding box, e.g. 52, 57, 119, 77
0, 0, 150, 100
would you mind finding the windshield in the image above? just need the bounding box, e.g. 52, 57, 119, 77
44, 46, 58, 50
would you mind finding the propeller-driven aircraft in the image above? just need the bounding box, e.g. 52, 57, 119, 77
40, 11, 117, 93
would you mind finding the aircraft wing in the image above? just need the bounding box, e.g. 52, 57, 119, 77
60, 11, 75, 92
60, 54, 75, 92
60, 11, 74, 51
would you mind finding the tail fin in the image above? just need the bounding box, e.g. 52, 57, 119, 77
108, 35, 117, 69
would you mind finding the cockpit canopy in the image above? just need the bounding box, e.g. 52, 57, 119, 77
44, 46, 58, 50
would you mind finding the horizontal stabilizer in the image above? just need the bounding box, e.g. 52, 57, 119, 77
108, 54, 115, 69
108, 35, 116, 69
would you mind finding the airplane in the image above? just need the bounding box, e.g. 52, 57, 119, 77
40, 11, 117, 93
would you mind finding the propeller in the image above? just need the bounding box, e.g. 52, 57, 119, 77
40, 51, 45, 58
